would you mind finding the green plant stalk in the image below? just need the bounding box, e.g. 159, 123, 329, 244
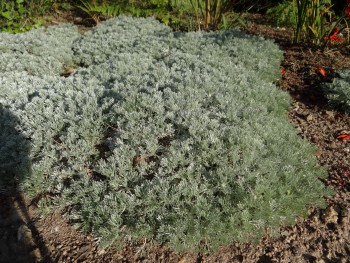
307, 0, 324, 44
188, 0, 203, 30
294, 0, 308, 43
294, 0, 334, 45
173, 0, 233, 30
77, 0, 121, 25
204, 0, 210, 29
78, 0, 100, 24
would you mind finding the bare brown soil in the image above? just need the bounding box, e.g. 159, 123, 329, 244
1, 13, 350, 263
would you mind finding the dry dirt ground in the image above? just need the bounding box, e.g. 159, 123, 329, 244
1, 14, 350, 263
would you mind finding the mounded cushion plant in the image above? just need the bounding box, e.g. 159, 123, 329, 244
0, 16, 332, 251
0, 24, 80, 76
324, 70, 350, 113
0, 104, 31, 188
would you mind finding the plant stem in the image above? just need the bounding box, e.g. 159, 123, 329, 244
205, 0, 210, 29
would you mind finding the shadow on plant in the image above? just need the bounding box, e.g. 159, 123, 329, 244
0, 104, 52, 262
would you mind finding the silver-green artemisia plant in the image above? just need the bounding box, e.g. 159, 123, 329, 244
0, 24, 80, 76
324, 70, 350, 113
0, 16, 332, 251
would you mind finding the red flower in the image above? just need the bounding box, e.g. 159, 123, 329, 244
324, 34, 344, 41
324, 26, 344, 42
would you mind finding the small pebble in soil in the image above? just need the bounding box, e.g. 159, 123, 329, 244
306, 114, 313, 122
322, 207, 338, 225
330, 141, 338, 149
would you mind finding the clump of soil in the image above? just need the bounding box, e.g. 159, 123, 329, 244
1, 14, 350, 263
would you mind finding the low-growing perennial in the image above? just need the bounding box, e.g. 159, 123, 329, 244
0, 16, 332, 251
324, 70, 350, 113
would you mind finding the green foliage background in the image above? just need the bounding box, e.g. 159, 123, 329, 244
267, 0, 297, 27
0, 0, 53, 33
0, 16, 332, 251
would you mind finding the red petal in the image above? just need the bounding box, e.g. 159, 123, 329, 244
337, 134, 350, 141
317, 67, 326, 77
281, 67, 285, 76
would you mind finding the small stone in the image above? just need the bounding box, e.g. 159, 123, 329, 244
280, 230, 289, 237
330, 141, 337, 149
74, 17, 83, 23
315, 150, 323, 157
324, 110, 335, 119
296, 127, 303, 134
306, 114, 313, 121
311, 215, 320, 225
98, 249, 105, 256
322, 206, 338, 224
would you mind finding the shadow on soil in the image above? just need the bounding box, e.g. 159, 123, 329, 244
0, 105, 52, 263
